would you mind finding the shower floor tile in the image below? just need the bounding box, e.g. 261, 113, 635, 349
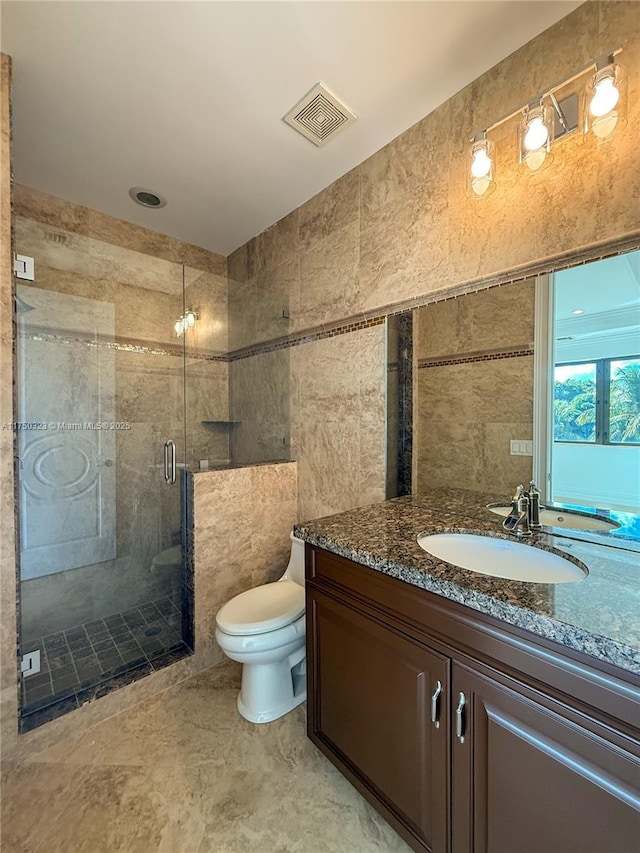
20, 594, 191, 731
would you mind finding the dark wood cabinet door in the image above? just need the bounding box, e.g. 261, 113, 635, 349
307, 589, 450, 853
451, 662, 640, 853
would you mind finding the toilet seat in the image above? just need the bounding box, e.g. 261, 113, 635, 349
216, 580, 305, 636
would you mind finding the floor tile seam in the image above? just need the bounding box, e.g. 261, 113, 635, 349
121, 634, 151, 663
44, 634, 74, 661
85, 630, 119, 668
22, 660, 55, 697
151, 594, 182, 617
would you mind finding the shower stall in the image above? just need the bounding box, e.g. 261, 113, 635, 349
13, 213, 290, 731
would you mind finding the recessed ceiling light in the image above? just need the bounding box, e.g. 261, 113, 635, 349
129, 187, 167, 209
571, 308, 585, 315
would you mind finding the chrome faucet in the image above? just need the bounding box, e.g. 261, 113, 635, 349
503, 481, 543, 537
503, 485, 532, 537
527, 480, 542, 530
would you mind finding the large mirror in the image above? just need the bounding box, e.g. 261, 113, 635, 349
412, 248, 640, 541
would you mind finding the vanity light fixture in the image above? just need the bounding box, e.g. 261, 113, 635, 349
174, 308, 199, 337
467, 132, 496, 198
467, 48, 625, 197
519, 101, 554, 173
584, 55, 627, 142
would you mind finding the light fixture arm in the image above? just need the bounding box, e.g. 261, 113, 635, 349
469, 47, 622, 142
595, 52, 618, 73
549, 92, 568, 133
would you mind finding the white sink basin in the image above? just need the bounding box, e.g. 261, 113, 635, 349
417, 533, 587, 584
486, 504, 619, 532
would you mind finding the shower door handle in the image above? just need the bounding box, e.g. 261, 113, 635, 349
164, 439, 176, 484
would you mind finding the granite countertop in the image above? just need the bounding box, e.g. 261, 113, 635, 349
294, 489, 640, 676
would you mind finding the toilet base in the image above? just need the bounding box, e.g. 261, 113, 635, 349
236, 653, 306, 724
237, 685, 306, 724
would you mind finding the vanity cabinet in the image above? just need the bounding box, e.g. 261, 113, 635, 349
305, 545, 640, 853
310, 588, 450, 852
450, 663, 640, 853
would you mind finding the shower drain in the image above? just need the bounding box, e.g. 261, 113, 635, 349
144, 626, 163, 637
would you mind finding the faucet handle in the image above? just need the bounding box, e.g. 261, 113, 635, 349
512, 484, 525, 502
528, 480, 540, 496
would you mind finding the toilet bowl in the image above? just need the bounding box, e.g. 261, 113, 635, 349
215, 531, 306, 724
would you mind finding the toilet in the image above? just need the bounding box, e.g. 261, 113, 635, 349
215, 532, 306, 724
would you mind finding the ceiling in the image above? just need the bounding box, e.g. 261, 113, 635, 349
2, 1, 581, 256
556, 251, 640, 319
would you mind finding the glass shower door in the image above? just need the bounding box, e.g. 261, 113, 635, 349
14, 216, 192, 729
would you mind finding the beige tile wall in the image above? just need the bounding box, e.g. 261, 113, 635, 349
414, 280, 535, 494
228, 1, 640, 520
192, 462, 298, 653
0, 52, 19, 764
291, 326, 386, 521
13, 184, 226, 277
229, 4, 640, 329
230, 348, 291, 465
3, 0, 640, 750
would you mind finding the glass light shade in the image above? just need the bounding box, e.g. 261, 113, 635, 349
518, 104, 554, 174
185, 311, 196, 328
467, 137, 495, 199
174, 319, 184, 337
584, 63, 627, 142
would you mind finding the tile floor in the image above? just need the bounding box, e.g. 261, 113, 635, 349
21, 595, 190, 732
2, 659, 411, 853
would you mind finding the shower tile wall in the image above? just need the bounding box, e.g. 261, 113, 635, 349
184, 265, 231, 470
13, 216, 209, 639
229, 348, 291, 465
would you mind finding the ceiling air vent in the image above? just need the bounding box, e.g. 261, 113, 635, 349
283, 82, 357, 147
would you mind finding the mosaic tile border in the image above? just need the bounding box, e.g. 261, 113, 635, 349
21, 325, 228, 362
19, 232, 640, 369
418, 346, 535, 369
226, 315, 386, 362
396, 312, 413, 497
223, 232, 640, 363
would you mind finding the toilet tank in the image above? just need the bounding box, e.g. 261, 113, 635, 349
282, 532, 306, 587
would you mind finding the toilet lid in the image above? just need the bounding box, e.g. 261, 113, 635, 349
216, 581, 305, 636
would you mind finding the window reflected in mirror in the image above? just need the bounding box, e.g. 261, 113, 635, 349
408, 246, 640, 544
549, 250, 640, 526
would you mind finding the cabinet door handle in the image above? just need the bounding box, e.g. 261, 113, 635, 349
455, 692, 466, 743
431, 680, 442, 728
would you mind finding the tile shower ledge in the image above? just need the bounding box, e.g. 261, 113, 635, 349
294, 490, 640, 676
